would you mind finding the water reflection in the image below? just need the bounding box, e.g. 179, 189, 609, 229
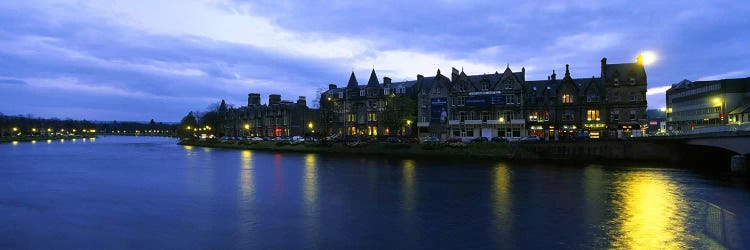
583, 165, 605, 245
12, 141, 19, 146
402, 159, 416, 213
47, 139, 52, 144
610, 171, 693, 249
303, 154, 319, 246
492, 163, 512, 246
238, 150, 255, 245
31, 140, 36, 144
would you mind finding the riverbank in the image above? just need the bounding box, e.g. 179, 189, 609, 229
177, 139, 694, 165
0, 135, 96, 143
178, 139, 536, 160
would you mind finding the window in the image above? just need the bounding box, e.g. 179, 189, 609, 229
459, 111, 466, 122
368, 126, 377, 136
587, 94, 599, 103
630, 92, 636, 102
504, 79, 512, 89
457, 96, 465, 106
347, 114, 355, 122
360, 89, 365, 96
368, 112, 377, 122
544, 111, 550, 121
458, 85, 466, 92
384, 88, 391, 95
563, 111, 575, 122
587, 110, 600, 121
612, 110, 620, 122
434, 87, 441, 94
614, 78, 620, 85
562, 93, 573, 104
529, 111, 539, 121
481, 82, 489, 91
481, 111, 489, 122
630, 77, 636, 84
504, 111, 514, 121
630, 110, 636, 121
505, 95, 518, 104
399, 87, 406, 93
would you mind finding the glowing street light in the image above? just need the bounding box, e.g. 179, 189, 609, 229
308, 122, 314, 129
712, 97, 722, 106
244, 124, 250, 130
638, 51, 657, 65
186, 126, 192, 130
406, 120, 412, 126
32, 128, 37, 132
12, 127, 18, 132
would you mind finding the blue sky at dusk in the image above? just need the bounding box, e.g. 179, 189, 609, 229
1, 0, 749, 121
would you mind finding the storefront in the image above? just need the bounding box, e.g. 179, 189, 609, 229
582, 123, 605, 139
529, 125, 546, 138
557, 125, 578, 140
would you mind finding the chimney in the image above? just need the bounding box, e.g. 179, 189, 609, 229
328, 84, 337, 90
417, 74, 424, 81
297, 96, 307, 107
451, 67, 459, 82
248, 93, 261, 106
269, 94, 281, 105
636, 54, 643, 65
383, 77, 391, 86
601, 57, 607, 80
551, 70, 557, 81
565, 64, 570, 77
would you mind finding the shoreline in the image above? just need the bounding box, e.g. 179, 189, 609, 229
177, 139, 698, 168
0, 135, 96, 143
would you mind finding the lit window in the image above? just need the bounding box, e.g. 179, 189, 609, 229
562, 94, 573, 104
368, 112, 377, 122
587, 110, 600, 121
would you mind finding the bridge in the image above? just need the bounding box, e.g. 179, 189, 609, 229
638, 131, 750, 173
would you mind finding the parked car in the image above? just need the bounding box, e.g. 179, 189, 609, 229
386, 137, 403, 143
292, 136, 305, 142
420, 136, 441, 144
250, 137, 264, 141
471, 136, 489, 143
571, 132, 590, 141
519, 135, 541, 143
491, 136, 507, 143
446, 137, 463, 143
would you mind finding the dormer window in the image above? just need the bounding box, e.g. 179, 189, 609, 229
459, 85, 466, 92
384, 88, 390, 95
504, 79, 513, 89
434, 87, 441, 94
481, 82, 489, 91
630, 77, 636, 85
587, 94, 599, 103
360, 89, 365, 96
399, 87, 406, 93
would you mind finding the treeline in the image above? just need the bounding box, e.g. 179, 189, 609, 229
0, 113, 177, 137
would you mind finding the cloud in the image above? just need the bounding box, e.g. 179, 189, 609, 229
552, 32, 623, 52
647, 85, 671, 96
0, 78, 26, 85
696, 70, 749, 81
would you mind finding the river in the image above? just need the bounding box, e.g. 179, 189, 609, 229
1, 136, 749, 249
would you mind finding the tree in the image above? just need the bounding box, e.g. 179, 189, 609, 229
382, 94, 417, 136
179, 112, 198, 138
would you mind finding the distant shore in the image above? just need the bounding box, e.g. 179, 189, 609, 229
0, 135, 96, 143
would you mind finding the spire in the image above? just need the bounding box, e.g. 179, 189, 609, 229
506, 63, 510, 69
437, 68, 441, 75
551, 70, 557, 81
366, 69, 380, 87
347, 71, 358, 89
565, 64, 570, 77
218, 99, 227, 113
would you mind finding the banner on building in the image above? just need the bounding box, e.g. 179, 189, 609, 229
465, 95, 506, 107
430, 98, 448, 123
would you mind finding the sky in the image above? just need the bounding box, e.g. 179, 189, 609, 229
1, 0, 749, 122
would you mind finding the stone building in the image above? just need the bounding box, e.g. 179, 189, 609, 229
319, 69, 418, 138
223, 94, 318, 137
416, 57, 648, 140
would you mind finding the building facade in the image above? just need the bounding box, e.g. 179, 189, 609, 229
666, 77, 750, 133
319, 70, 418, 138
223, 94, 318, 137
416, 57, 648, 140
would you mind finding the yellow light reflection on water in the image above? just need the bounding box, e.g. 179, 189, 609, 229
12, 141, 19, 146
31, 140, 36, 144
238, 150, 255, 244
303, 154, 318, 206
402, 159, 417, 213
183, 145, 193, 151
47, 140, 52, 144
492, 163, 512, 245
611, 172, 692, 249
240, 150, 254, 199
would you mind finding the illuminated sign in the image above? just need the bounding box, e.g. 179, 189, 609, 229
468, 90, 503, 95
583, 123, 606, 128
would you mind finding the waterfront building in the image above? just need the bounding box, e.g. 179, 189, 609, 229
666, 76, 750, 133
223, 94, 318, 137
416, 57, 648, 140
319, 70, 418, 137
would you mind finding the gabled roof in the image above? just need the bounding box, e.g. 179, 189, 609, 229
605, 62, 645, 80
525, 79, 561, 97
